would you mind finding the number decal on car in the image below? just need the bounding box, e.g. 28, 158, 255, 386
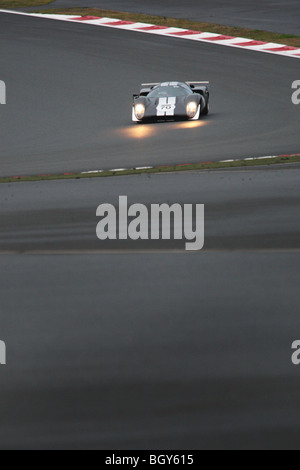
156, 97, 176, 116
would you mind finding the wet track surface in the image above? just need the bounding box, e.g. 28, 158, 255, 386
0, 7, 300, 450
23, 0, 300, 35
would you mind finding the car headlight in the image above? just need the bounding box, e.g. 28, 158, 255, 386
134, 103, 146, 120
186, 101, 198, 118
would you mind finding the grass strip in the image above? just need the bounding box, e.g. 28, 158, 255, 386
1, 155, 299, 184
0, 0, 52, 7
31, 8, 300, 48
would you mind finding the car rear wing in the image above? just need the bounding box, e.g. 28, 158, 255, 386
141, 83, 159, 87
186, 81, 210, 87
138, 83, 160, 97
141, 82, 210, 89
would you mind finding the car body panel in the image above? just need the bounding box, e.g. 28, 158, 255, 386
132, 81, 209, 123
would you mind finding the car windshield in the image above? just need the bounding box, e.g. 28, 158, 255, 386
148, 85, 191, 98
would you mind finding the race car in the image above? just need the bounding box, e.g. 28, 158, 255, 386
132, 81, 210, 123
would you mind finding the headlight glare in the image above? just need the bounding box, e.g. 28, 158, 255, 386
186, 101, 198, 118
135, 103, 146, 120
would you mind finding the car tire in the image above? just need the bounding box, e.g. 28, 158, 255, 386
202, 102, 209, 116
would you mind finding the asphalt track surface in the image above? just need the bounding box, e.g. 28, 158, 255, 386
0, 167, 300, 449
1, 166, 300, 253
24, 0, 300, 35
1, 11, 300, 177
1, 7, 300, 450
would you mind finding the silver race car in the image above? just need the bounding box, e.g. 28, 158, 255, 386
132, 81, 210, 123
